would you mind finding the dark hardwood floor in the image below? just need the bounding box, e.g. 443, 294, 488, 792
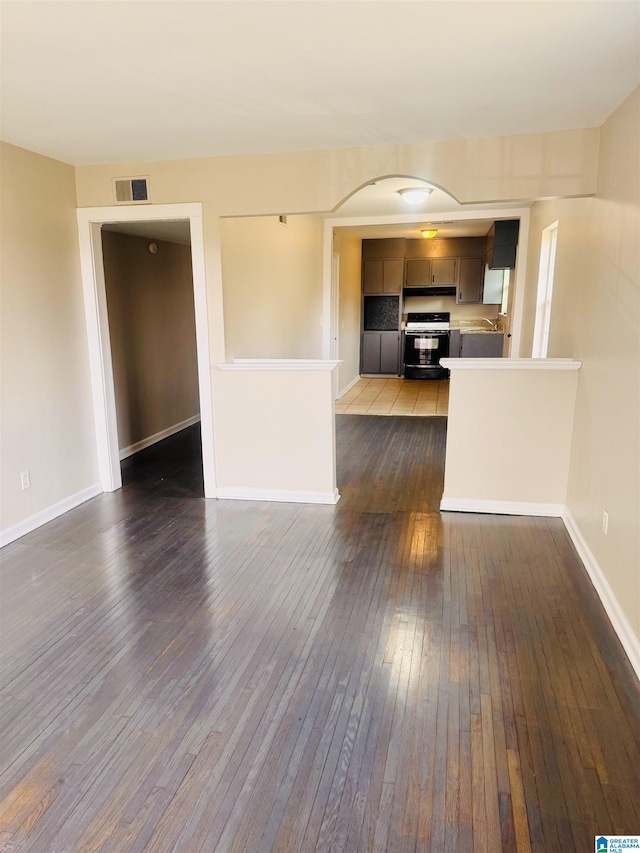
1, 417, 638, 852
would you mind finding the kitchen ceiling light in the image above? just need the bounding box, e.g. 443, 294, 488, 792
398, 187, 432, 205
421, 229, 438, 239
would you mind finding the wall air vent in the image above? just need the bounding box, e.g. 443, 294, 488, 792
113, 176, 150, 205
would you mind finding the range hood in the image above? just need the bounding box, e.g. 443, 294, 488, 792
403, 285, 456, 297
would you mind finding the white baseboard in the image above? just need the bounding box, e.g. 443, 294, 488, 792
439, 496, 639, 682
217, 487, 341, 505
337, 375, 361, 400
119, 415, 201, 460
0, 483, 102, 548
562, 508, 640, 682
440, 497, 565, 517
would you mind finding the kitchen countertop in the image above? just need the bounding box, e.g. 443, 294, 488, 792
400, 319, 504, 333
450, 319, 503, 333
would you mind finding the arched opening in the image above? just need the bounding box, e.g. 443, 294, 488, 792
324, 176, 528, 409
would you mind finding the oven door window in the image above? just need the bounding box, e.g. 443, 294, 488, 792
405, 333, 449, 366
415, 338, 439, 350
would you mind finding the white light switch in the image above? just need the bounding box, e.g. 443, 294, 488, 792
21, 470, 30, 490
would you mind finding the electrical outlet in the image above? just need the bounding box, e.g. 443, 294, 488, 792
20, 470, 30, 490
602, 510, 609, 535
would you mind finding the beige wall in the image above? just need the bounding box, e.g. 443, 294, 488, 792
520, 87, 640, 641
214, 367, 337, 499
520, 196, 592, 358
220, 215, 324, 360
403, 295, 500, 322
102, 231, 199, 451
442, 366, 578, 506
332, 230, 362, 394
567, 89, 639, 640
0, 143, 98, 531
75, 128, 599, 215
75, 128, 599, 369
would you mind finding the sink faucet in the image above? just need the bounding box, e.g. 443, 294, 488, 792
483, 318, 499, 331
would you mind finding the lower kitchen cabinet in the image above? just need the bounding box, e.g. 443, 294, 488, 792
362, 331, 400, 375
448, 330, 461, 357
460, 332, 504, 358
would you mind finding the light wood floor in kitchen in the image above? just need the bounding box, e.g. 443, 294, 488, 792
336, 377, 449, 416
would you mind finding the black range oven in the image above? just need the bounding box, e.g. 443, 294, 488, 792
403, 312, 450, 380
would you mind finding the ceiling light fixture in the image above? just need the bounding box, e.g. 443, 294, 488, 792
398, 187, 432, 205
421, 229, 438, 239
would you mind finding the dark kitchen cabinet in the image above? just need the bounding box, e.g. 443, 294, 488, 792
363, 258, 403, 293
405, 257, 456, 287
460, 332, 504, 358
486, 220, 520, 269
456, 257, 484, 304
404, 258, 431, 287
431, 258, 457, 285
449, 329, 461, 357
361, 331, 400, 375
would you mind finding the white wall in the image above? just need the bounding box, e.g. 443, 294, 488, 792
332, 230, 362, 394
0, 143, 98, 537
220, 215, 324, 360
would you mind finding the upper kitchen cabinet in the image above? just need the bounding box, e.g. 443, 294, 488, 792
486, 220, 520, 269
405, 256, 457, 288
404, 258, 431, 287
431, 258, 457, 285
363, 258, 404, 293
456, 257, 484, 303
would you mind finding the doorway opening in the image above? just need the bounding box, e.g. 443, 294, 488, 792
77, 203, 217, 498
322, 178, 530, 411
101, 222, 203, 497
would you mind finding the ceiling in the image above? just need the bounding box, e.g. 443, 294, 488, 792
1, 1, 638, 166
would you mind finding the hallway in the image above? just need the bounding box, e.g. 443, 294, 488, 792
0, 417, 638, 851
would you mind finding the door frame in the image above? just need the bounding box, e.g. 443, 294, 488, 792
77, 202, 217, 497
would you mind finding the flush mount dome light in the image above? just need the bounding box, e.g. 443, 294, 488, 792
421, 229, 438, 239
398, 187, 432, 205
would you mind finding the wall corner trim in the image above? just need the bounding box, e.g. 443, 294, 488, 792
440, 358, 582, 371
439, 497, 565, 516
438, 497, 640, 682
216, 487, 340, 505
0, 484, 102, 548
562, 508, 640, 683
337, 374, 362, 399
